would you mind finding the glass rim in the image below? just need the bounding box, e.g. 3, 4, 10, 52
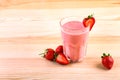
59, 16, 89, 34
60, 16, 82, 28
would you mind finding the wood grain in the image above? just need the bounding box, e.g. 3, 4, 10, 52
0, 0, 120, 80
0, 8, 120, 38
0, 0, 120, 9
0, 57, 120, 80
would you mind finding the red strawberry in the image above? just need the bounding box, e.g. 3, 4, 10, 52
101, 53, 114, 69
55, 45, 63, 54
83, 14, 95, 31
55, 53, 69, 65
41, 48, 55, 61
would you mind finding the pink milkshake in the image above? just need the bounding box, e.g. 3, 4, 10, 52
60, 17, 89, 62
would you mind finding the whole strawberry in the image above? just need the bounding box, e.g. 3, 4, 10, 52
55, 45, 63, 54
41, 48, 55, 61
101, 53, 114, 69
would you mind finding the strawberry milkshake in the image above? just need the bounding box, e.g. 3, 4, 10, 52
60, 17, 89, 62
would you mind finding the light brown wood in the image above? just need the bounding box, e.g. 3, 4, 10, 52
0, 0, 120, 9
0, 57, 120, 80
0, 0, 120, 80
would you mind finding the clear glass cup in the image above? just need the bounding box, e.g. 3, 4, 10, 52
60, 17, 89, 62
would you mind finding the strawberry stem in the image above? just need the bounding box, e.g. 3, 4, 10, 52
101, 56, 103, 58
54, 53, 58, 59
39, 53, 44, 55
108, 53, 110, 56
45, 49, 48, 53
101, 53, 111, 58
103, 53, 106, 56
39, 53, 45, 57
88, 14, 94, 18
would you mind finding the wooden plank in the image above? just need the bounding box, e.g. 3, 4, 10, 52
0, 8, 120, 38
0, 57, 120, 80
0, 36, 119, 58
0, 0, 120, 9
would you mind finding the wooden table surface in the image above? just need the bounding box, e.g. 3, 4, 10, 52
0, 0, 120, 80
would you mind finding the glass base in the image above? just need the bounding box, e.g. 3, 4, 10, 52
68, 56, 85, 63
